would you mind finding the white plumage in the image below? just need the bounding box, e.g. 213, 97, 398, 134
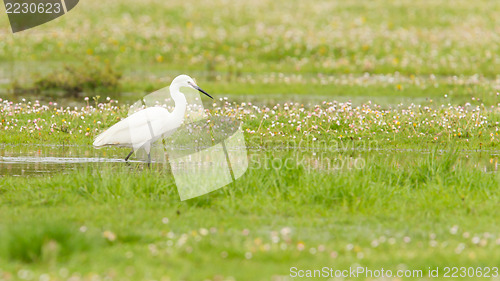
93, 107, 178, 152
93, 74, 212, 161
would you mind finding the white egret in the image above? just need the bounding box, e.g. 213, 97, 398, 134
93, 74, 213, 162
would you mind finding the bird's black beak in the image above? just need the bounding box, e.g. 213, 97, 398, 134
188, 82, 213, 99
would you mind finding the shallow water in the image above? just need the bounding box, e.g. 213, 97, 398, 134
0, 145, 131, 176
0, 144, 499, 177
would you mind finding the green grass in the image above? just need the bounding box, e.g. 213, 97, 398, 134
1, 97, 500, 150
0, 151, 499, 280
1, 0, 500, 279
0, 99, 499, 279
1, 0, 500, 102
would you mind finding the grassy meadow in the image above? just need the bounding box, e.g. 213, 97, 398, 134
0, 0, 500, 280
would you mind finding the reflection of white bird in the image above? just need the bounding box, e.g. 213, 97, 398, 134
93, 74, 213, 162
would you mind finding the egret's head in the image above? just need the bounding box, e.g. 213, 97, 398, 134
171, 74, 213, 99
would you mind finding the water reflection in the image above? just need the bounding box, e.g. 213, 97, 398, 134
0, 144, 130, 176
0, 145, 499, 177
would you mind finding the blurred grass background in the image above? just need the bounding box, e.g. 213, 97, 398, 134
0, 0, 500, 104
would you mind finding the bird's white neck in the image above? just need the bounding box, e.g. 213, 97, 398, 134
169, 84, 188, 121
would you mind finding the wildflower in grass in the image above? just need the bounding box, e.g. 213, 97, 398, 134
103, 230, 116, 242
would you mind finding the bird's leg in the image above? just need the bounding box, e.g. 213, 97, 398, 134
164, 152, 172, 172
125, 149, 134, 161
147, 153, 152, 167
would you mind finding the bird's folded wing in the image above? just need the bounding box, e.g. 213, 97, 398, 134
93, 107, 172, 147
